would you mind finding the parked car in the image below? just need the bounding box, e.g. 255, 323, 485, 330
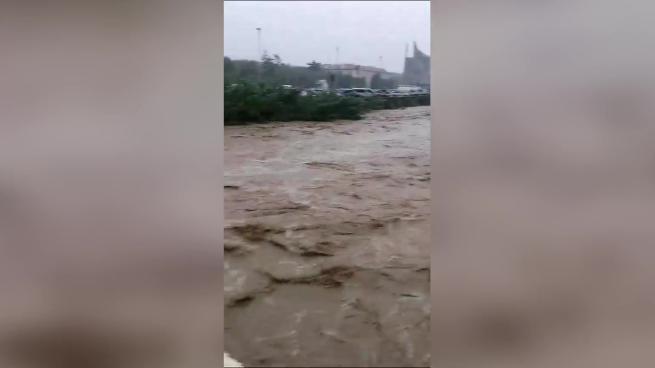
389, 90, 409, 97
301, 88, 329, 96
350, 88, 376, 97
374, 89, 392, 97
335, 88, 354, 96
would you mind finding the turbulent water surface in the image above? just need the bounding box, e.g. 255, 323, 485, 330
224, 106, 431, 367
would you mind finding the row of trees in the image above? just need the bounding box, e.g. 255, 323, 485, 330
224, 54, 398, 89
224, 83, 363, 124
224, 81, 430, 125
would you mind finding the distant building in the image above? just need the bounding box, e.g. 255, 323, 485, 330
323, 64, 400, 88
315, 79, 329, 90
403, 42, 430, 88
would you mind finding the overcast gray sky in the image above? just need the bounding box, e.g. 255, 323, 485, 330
224, 1, 430, 73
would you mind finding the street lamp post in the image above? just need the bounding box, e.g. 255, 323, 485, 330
257, 27, 262, 59
256, 27, 262, 83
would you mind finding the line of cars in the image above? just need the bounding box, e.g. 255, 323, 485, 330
300, 87, 429, 97
338, 88, 430, 97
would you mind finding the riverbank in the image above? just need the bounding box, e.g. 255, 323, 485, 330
224, 83, 430, 125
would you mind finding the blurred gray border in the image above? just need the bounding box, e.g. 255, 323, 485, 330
219, 0, 226, 357
429, 1, 436, 367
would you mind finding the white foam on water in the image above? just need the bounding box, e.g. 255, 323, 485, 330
224, 352, 243, 367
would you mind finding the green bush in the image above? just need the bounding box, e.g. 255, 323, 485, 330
224, 82, 429, 125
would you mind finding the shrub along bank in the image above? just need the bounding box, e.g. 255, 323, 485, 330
224, 83, 429, 125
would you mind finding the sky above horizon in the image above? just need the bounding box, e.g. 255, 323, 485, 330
223, 1, 430, 73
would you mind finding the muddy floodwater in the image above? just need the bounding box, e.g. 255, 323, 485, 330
224, 106, 430, 367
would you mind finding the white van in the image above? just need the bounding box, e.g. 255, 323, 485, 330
397, 85, 422, 93
350, 88, 376, 97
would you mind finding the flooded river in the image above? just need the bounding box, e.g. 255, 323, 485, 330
224, 106, 431, 367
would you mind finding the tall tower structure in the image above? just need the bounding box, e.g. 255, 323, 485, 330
402, 41, 431, 88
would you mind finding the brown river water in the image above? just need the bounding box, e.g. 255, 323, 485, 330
224, 106, 431, 367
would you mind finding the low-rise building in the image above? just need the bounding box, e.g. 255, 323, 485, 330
323, 64, 400, 88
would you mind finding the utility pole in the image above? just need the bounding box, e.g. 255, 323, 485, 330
256, 28, 262, 83
256, 27, 262, 60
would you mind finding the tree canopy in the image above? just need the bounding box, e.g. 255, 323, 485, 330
224, 56, 376, 89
